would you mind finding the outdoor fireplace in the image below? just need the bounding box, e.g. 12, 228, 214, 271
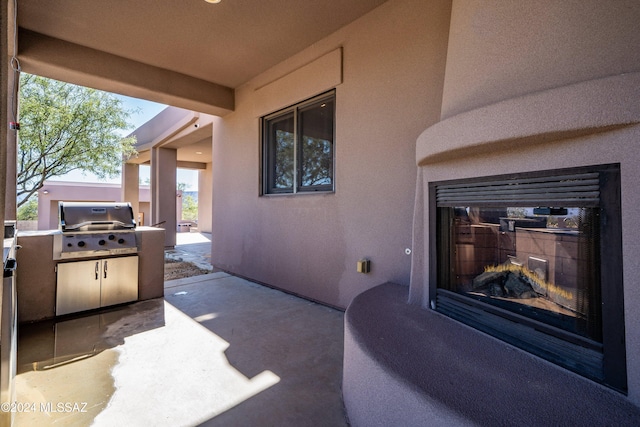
341, 5, 640, 424
429, 163, 625, 392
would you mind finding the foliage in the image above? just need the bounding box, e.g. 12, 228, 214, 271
506, 207, 527, 218
272, 130, 332, 189
301, 135, 332, 186
17, 74, 138, 206
182, 195, 198, 221
273, 128, 294, 189
17, 197, 38, 220
269, 97, 334, 190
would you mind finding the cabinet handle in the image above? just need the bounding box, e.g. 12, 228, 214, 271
95, 262, 99, 280
104, 260, 108, 279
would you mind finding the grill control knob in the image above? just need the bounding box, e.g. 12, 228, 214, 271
77, 241, 86, 247
108, 234, 116, 240
118, 238, 125, 244
99, 239, 106, 246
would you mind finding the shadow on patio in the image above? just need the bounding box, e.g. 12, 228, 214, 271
14, 233, 347, 426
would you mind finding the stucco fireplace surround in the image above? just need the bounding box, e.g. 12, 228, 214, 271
343, 72, 640, 425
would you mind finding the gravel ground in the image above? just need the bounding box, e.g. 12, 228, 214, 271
164, 259, 211, 281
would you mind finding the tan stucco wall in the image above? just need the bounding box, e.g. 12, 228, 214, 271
441, 0, 640, 119
122, 162, 140, 219
152, 147, 177, 247
37, 182, 151, 230
412, 0, 640, 405
198, 163, 212, 233
209, 0, 452, 308
1, 0, 17, 225
0, 0, 8, 231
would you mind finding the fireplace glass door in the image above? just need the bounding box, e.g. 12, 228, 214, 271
431, 164, 625, 392
441, 206, 600, 341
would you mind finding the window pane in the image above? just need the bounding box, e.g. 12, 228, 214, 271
440, 206, 601, 341
299, 98, 334, 189
262, 91, 335, 195
267, 114, 294, 191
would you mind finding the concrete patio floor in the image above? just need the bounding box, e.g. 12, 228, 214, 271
13, 233, 347, 426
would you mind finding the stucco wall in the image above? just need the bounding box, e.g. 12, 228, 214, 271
441, 0, 640, 119
197, 163, 212, 233
151, 147, 177, 247
210, 0, 452, 308
411, 0, 640, 406
37, 182, 151, 230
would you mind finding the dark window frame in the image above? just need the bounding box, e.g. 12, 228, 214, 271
428, 164, 626, 393
261, 91, 336, 195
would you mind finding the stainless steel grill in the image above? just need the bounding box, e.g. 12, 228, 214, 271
53, 202, 138, 260
53, 202, 140, 316
59, 201, 136, 232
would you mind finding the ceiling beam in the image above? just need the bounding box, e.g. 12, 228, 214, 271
18, 29, 235, 116
177, 161, 207, 170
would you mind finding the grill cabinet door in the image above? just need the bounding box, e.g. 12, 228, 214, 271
56, 260, 102, 315
100, 256, 139, 307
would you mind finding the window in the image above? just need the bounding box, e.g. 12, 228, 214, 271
262, 91, 335, 194
430, 164, 626, 393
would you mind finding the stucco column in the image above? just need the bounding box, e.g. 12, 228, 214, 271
176, 189, 183, 227
151, 146, 177, 248
4, 51, 16, 221
5, 127, 16, 221
0, 1, 7, 232
1, 1, 12, 425
121, 162, 140, 224
1, 0, 15, 227
197, 163, 212, 233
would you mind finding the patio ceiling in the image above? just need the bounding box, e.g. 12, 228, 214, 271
132, 131, 213, 166
16, 0, 388, 115
123, 106, 216, 166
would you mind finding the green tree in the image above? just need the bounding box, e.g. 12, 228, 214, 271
301, 135, 332, 186
182, 195, 198, 221
17, 74, 137, 206
274, 129, 294, 189
17, 197, 38, 220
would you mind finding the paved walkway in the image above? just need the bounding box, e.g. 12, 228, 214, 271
165, 231, 216, 271
15, 232, 347, 426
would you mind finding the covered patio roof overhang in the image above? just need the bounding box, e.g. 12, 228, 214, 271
7, 0, 386, 111
1, 0, 387, 244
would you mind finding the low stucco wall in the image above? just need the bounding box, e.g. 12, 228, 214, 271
343, 283, 640, 426
37, 181, 151, 230
16, 227, 164, 322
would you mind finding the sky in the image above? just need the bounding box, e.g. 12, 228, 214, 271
49, 94, 200, 191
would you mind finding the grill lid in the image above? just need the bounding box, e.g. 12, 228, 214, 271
59, 202, 136, 231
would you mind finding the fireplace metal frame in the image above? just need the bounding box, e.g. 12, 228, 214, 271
428, 163, 626, 393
